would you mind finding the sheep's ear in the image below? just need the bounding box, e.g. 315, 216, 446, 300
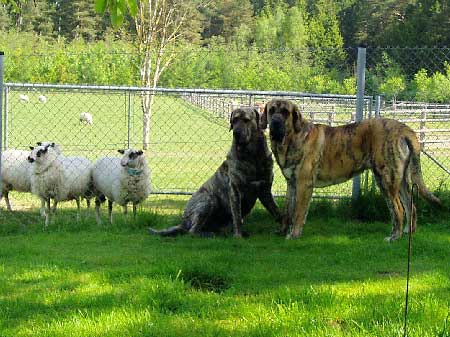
36, 142, 42, 146
118, 149, 125, 154
136, 150, 143, 156
29, 146, 34, 150
51, 142, 55, 147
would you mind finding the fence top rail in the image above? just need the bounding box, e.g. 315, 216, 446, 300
4, 82, 369, 100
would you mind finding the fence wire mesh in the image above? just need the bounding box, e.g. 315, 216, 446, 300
1, 47, 450, 218
2, 84, 368, 215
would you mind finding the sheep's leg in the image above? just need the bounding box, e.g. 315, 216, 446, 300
40, 199, 46, 217
4, 191, 12, 211
108, 200, 113, 224
44, 197, 51, 229
95, 197, 102, 225
86, 198, 91, 217
52, 200, 58, 214
75, 198, 81, 222
123, 205, 128, 215
133, 203, 137, 221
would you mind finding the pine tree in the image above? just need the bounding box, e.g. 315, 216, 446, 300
0, 3, 11, 30
72, 0, 100, 41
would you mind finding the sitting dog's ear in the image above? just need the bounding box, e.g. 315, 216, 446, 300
260, 104, 268, 130
292, 103, 303, 132
229, 111, 234, 131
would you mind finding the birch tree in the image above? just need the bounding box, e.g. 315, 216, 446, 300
134, 0, 190, 149
96, 0, 199, 149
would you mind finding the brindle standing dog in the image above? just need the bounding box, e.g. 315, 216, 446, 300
262, 99, 441, 241
149, 107, 283, 237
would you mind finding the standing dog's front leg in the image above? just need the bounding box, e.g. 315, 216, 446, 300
284, 179, 296, 236
229, 181, 243, 238
287, 165, 315, 239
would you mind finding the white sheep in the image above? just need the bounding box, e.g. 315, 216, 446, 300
79, 112, 93, 125
1, 149, 32, 211
92, 149, 151, 224
0, 143, 62, 211
38, 95, 47, 103
28, 144, 93, 227
19, 94, 29, 103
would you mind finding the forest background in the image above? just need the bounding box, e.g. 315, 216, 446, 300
1, 0, 450, 102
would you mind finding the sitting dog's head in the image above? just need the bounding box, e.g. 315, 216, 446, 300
229, 107, 260, 145
261, 99, 303, 142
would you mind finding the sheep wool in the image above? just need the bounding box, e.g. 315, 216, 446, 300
93, 149, 151, 223
1, 150, 32, 210
28, 144, 93, 226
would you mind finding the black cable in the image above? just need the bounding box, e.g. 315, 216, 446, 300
403, 183, 419, 337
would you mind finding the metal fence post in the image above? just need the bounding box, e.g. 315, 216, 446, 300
352, 47, 366, 200
127, 91, 132, 148
0, 52, 4, 199
375, 95, 382, 118
4, 85, 8, 149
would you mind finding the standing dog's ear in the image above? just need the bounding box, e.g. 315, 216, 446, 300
253, 108, 260, 128
292, 103, 303, 132
260, 104, 268, 130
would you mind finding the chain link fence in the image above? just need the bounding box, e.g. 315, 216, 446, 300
0, 47, 449, 215
1, 84, 369, 212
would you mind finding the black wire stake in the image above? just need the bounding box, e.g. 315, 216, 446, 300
403, 183, 419, 337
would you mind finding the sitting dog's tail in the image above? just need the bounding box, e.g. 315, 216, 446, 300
148, 224, 187, 237
405, 135, 441, 206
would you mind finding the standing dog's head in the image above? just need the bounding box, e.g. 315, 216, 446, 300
229, 107, 260, 145
261, 99, 303, 142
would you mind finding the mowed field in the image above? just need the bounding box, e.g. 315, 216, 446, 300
0, 200, 449, 337
0, 89, 449, 337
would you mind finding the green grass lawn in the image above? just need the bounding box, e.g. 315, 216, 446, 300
0, 196, 449, 337
2, 88, 449, 336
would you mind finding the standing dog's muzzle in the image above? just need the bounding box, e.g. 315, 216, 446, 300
269, 115, 285, 142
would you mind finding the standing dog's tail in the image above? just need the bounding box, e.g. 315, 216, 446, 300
405, 134, 441, 206
148, 224, 187, 237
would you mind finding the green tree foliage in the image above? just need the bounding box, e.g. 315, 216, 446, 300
201, 0, 253, 43
56, 0, 101, 41
254, 2, 308, 50
307, 0, 345, 68
414, 64, 450, 102
94, 0, 138, 27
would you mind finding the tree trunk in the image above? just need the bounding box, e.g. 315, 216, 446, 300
142, 91, 155, 150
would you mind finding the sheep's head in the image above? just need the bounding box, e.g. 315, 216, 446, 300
28, 144, 50, 163
36, 141, 61, 154
118, 149, 145, 169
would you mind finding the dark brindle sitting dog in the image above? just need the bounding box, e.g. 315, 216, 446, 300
262, 99, 441, 241
149, 107, 283, 237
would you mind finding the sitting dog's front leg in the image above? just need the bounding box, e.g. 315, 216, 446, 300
258, 186, 283, 226
229, 181, 243, 238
